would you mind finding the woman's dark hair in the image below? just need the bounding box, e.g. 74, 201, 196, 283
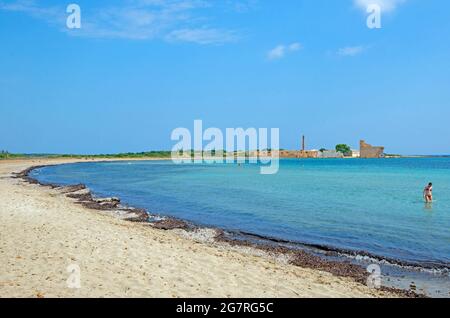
429, 182, 433, 186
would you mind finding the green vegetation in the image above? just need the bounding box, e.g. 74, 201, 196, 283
335, 144, 351, 155
0, 150, 10, 159
59, 151, 173, 159
0, 150, 25, 160
0, 149, 275, 160
0, 150, 172, 160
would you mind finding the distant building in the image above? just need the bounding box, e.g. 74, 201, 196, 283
349, 149, 360, 158
317, 150, 344, 158
360, 140, 385, 158
294, 135, 319, 158
298, 150, 319, 158
278, 150, 318, 158
280, 150, 299, 158
278, 135, 378, 159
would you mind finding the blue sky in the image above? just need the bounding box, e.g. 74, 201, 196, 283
1, 0, 449, 155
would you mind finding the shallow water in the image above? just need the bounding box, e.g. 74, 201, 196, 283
31, 158, 450, 294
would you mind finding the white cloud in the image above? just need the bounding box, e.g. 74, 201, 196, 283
354, 0, 407, 13
225, 0, 258, 13
166, 28, 238, 44
0, 0, 62, 24
288, 42, 302, 52
267, 42, 302, 60
267, 45, 286, 60
0, 0, 241, 45
337, 45, 366, 57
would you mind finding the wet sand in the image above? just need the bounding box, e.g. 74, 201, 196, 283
0, 158, 404, 298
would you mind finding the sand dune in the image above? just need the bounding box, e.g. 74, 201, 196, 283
0, 159, 400, 298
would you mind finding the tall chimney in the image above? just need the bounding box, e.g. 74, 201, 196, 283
302, 135, 305, 151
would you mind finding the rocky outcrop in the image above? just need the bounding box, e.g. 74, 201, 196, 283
151, 218, 190, 230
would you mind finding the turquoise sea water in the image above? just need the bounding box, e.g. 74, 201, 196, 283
31, 159, 450, 269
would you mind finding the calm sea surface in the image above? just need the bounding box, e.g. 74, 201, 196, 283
31, 158, 450, 269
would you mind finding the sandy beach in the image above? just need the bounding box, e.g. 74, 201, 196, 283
0, 158, 402, 298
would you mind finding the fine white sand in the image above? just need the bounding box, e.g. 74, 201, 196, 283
0, 158, 400, 298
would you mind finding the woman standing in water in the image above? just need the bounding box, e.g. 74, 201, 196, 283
423, 182, 433, 203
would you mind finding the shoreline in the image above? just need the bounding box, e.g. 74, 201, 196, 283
0, 158, 419, 298
25, 161, 449, 272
